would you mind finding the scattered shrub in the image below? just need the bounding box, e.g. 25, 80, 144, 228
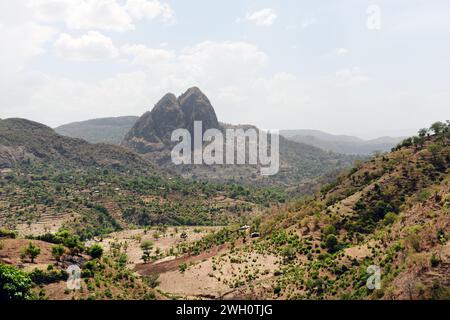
144, 274, 160, 289
383, 212, 397, 226
179, 263, 187, 273
51, 244, 65, 262
89, 244, 104, 259
140, 240, 154, 264
325, 235, 339, 253
0, 229, 17, 239
430, 253, 440, 268
21, 242, 41, 263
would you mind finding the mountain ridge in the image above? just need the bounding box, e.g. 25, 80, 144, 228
281, 129, 404, 155
55, 116, 139, 145
0, 116, 448, 300
122, 87, 219, 153
120, 88, 360, 188
0, 118, 149, 170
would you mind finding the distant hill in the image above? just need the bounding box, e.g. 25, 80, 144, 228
0, 119, 293, 238
54, 117, 401, 157
0, 118, 148, 170
280, 129, 404, 155
55, 116, 139, 145
122, 87, 361, 189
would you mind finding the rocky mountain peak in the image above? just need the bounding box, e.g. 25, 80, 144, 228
178, 87, 219, 137
122, 88, 220, 153
154, 93, 178, 109
178, 87, 208, 106
152, 93, 185, 141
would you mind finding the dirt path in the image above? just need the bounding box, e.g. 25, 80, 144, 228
135, 243, 230, 276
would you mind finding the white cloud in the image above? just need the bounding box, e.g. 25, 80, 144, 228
391, 4, 450, 34
336, 48, 349, 56
178, 41, 269, 83
121, 44, 175, 65
126, 0, 175, 24
27, 0, 72, 23
3, 34, 448, 136
5, 40, 272, 126
27, 0, 175, 32
246, 8, 277, 27
0, 2, 57, 114
0, 1, 447, 138
28, 0, 134, 32
121, 41, 269, 89
5, 37, 371, 133
335, 67, 372, 87
300, 17, 317, 29
54, 31, 118, 61
285, 17, 316, 31
10, 71, 152, 126
0, 22, 56, 75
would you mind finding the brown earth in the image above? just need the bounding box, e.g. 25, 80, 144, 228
0, 238, 55, 271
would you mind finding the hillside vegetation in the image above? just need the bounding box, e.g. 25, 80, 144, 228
0, 117, 288, 239
192, 123, 449, 299
0, 118, 148, 170
135, 122, 449, 300
1, 121, 448, 300
55, 116, 139, 145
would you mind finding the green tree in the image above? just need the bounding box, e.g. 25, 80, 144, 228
323, 225, 337, 237
430, 121, 445, 135
21, 242, 41, 263
430, 253, 440, 267
383, 212, 397, 226
418, 128, 428, 137
64, 235, 84, 256
88, 244, 104, 259
325, 235, 338, 253
140, 240, 154, 264
401, 137, 413, 148
143, 274, 160, 289
281, 245, 296, 263
51, 244, 65, 262
179, 263, 187, 273
412, 136, 422, 148
0, 264, 34, 300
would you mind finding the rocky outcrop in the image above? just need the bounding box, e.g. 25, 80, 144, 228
122, 87, 220, 153
178, 87, 219, 137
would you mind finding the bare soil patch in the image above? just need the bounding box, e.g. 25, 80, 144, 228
0, 238, 55, 271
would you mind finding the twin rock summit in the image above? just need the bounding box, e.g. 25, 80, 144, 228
122, 87, 221, 153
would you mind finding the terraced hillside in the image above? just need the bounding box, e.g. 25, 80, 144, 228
136, 125, 449, 300
0, 118, 287, 239
0, 122, 448, 300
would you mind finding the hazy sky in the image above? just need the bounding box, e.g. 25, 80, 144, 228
1, 0, 449, 139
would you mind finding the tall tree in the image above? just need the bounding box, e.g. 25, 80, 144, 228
140, 240, 154, 264
21, 242, 41, 263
